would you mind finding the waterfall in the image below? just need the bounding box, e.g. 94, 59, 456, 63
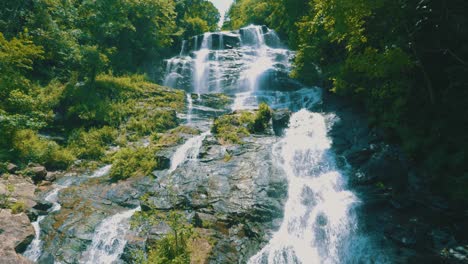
248, 110, 359, 264
169, 131, 211, 173
163, 25, 293, 99
159, 25, 384, 263
81, 206, 141, 264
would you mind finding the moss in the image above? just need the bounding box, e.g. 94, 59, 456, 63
9, 200, 26, 214
109, 146, 158, 181
63, 74, 185, 128
199, 93, 234, 109
211, 103, 272, 145
126, 109, 178, 137
153, 125, 201, 146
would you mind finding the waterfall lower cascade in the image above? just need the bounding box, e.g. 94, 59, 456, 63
248, 110, 360, 263
81, 206, 141, 264
23, 178, 75, 261
22, 165, 115, 262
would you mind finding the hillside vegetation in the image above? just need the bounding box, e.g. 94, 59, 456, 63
225, 0, 468, 202
0, 0, 219, 172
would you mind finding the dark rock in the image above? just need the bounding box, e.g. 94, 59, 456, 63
7, 163, 18, 173
28, 166, 47, 183
385, 225, 417, 247
155, 155, 171, 170
33, 201, 53, 211
272, 109, 291, 136
346, 148, 373, 166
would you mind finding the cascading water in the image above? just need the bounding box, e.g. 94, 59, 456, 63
23, 165, 116, 262
163, 25, 296, 106
161, 25, 385, 263
169, 131, 211, 173
81, 206, 141, 264
23, 177, 75, 261
248, 110, 359, 264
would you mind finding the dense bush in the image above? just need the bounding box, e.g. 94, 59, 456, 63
68, 126, 118, 160
109, 147, 158, 181
12, 130, 75, 170
0, 0, 217, 172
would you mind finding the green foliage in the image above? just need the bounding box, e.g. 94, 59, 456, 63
10, 201, 26, 214
109, 147, 158, 181
68, 126, 118, 160
0, 184, 14, 209
153, 126, 200, 146
212, 104, 272, 144
132, 210, 194, 264
175, 0, 220, 38
146, 211, 193, 264
12, 130, 75, 170
251, 103, 272, 133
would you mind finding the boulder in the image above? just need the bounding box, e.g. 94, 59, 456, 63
45, 171, 59, 182
28, 166, 47, 183
7, 163, 18, 173
272, 109, 291, 136
154, 155, 171, 170
0, 210, 35, 263
33, 201, 53, 211
0, 174, 36, 209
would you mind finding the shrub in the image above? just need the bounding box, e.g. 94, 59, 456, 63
211, 103, 272, 144
68, 126, 118, 160
251, 102, 272, 133
109, 146, 158, 181
12, 129, 75, 169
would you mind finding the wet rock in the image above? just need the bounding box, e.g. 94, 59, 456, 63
346, 148, 373, 166
45, 171, 58, 182
7, 163, 18, 173
28, 165, 47, 183
155, 155, 171, 170
33, 201, 53, 211
143, 136, 287, 262
272, 109, 291, 136
385, 225, 417, 247
0, 210, 35, 263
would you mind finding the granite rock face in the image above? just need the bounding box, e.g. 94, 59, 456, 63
0, 210, 35, 264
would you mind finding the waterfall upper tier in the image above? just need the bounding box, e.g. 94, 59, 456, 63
164, 25, 302, 96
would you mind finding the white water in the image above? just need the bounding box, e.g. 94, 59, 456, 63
23, 178, 74, 261
169, 131, 211, 173
88, 164, 112, 178
81, 206, 141, 264
161, 25, 385, 263
248, 110, 359, 264
23, 165, 114, 262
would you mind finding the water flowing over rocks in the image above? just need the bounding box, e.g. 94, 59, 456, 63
16, 24, 466, 263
